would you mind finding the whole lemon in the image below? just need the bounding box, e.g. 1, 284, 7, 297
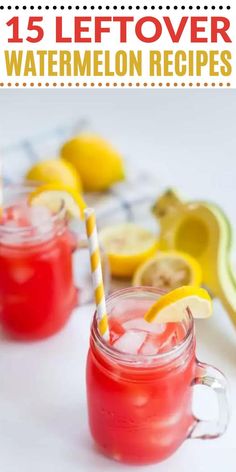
26, 158, 82, 192
60, 134, 125, 191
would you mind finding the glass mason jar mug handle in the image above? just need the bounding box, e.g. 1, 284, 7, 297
189, 360, 230, 439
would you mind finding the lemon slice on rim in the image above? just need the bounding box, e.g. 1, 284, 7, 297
144, 286, 212, 324
29, 183, 86, 219
99, 223, 158, 278
133, 250, 202, 289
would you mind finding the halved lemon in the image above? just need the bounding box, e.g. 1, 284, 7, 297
28, 183, 86, 219
133, 251, 202, 290
145, 286, 212, 324
99, 223, 158, 278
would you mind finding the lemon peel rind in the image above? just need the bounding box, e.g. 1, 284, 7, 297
144, 286, 212, 324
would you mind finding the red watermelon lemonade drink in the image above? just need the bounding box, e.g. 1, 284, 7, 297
0, 185, 78, 339
87, 287, 229, 465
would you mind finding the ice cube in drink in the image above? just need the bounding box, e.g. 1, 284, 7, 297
109, 307, 186, 357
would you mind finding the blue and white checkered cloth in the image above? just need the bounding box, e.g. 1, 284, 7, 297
2, 119, 160, 230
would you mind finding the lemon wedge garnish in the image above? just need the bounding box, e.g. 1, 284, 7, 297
28, 183, 86, 219
99, 223, 158, 278
133, 251, 202, 289
144, 286, 212, 324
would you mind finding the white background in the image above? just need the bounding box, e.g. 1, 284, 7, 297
0, 89, 236, 471
0, 0, 235, 87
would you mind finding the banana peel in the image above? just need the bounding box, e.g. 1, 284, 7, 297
152, 189, 236, 328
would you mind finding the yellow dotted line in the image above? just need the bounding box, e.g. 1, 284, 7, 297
0, 82, 231, 88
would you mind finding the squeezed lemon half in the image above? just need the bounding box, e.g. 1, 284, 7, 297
99, 223, 158, 278
133, 250, 202, 290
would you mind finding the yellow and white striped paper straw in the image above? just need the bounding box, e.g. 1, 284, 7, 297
84, 207, 109, 341
0, 155, 3, 217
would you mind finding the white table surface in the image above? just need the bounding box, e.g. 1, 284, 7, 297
0, 90, 236, 471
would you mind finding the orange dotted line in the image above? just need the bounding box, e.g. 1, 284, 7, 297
0, 82, 231, 88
